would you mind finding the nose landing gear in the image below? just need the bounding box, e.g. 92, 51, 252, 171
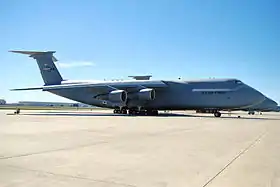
248, 111, 255, 115
113, 108, 127, 114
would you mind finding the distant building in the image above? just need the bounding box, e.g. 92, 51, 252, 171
17, 101, 92, 108
0, 99, 6, 105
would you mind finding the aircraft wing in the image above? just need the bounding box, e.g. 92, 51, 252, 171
10, 87, 43, 91
42, 81, 168, 95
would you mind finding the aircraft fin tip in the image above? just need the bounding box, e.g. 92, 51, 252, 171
9, 50, 56, 55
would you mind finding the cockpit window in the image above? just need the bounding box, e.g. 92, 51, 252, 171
234, 80, 242, 84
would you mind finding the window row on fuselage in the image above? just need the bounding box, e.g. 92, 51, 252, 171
201, 91, 227, 94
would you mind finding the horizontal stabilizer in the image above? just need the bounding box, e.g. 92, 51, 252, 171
10, 49, 63, 85
9, 50, 58, 61
10, 87, 43, 91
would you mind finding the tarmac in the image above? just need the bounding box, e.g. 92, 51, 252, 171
0, 109, 280, 187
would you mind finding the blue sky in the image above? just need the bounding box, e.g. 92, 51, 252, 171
0, 0, 279, 103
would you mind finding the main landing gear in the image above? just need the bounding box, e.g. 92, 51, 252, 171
196, 109, 222, 117
113, 108, 127, 114
113, 108, 159, 116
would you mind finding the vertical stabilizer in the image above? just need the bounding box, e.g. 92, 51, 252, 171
10, 50, 63, 85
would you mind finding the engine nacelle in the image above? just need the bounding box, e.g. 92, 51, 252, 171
138, 88, 156, 100
108, 90, 127, 103
96, 90, 127, 103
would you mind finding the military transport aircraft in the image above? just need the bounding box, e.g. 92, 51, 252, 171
10, 50, 266, 117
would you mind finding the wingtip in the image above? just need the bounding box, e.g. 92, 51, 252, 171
8, 50, 56, 55
9, 87, 43, 91
9, 50, 19, 53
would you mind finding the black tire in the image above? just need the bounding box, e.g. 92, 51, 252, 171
139, 111, 146, 115
151, 110, 159, 116
214, 112, 221, 117
128, 109, 137, 115
121, 109, 127, 114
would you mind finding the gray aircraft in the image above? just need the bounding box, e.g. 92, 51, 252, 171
10, 50, 266, 117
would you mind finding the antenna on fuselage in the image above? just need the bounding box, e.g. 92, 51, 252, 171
128, 75, 152, 80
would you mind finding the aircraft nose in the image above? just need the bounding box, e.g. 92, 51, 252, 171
270, 101, 278, 110
266, 98, 278, 109
238, 85, 266, 108
250, 88, 266, 107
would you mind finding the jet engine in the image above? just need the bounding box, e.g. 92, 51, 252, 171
108, 90, 127, 103
95, 90, 127, 103
128, 88, 155, 101
138, 88, 156, 100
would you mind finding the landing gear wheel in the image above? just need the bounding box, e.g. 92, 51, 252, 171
121, 109, 127, 114
248, 111, 255, 115
214, 112, 221, 117
152, 110, 159, 116
113, 109, 121, 114
139, 110, 146, 115
146, 110, 152, 116
146, 110, 159, 116
128, 109, 137, 115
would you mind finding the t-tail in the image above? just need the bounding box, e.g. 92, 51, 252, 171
10, 50, 63, 86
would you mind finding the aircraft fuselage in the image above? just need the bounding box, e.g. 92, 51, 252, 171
47, 79, 265, 111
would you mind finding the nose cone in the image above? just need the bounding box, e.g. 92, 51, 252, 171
262, 98, 278, 111
267, 98, 278, 108
237, 85, 266, 109
250, 97, 277, 111
272, 100, 278, 106
269, 106, 279, 111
